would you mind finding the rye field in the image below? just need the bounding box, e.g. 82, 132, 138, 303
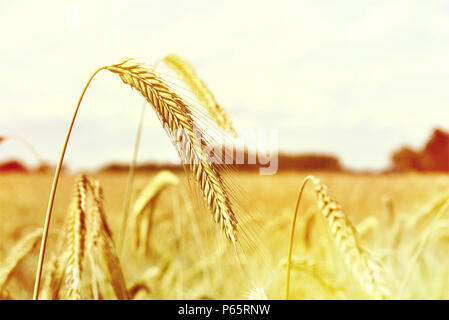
1, 171, 449, 300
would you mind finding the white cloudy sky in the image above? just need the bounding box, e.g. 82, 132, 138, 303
1, 0, 449, 170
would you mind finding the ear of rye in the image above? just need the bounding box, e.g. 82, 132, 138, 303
106, 60, 238, 244
310, 177, 390, 299
65, 174, 88, 300
163, 54, 236, 135
0, 229, 42, 292
131, 170, 179, 251
86, 179, 129, 299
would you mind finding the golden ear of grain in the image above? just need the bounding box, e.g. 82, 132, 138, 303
309, 176, 390, 299
86, 179, 111, 253
65, 174, 88, 300
0, 229, 42, 292
132, 170, 180, 222
163, 54, 236, 135
85, 179, 129, 300
54, 176, 128, 300
106, 60, 238, 245
130, 170, 179, 252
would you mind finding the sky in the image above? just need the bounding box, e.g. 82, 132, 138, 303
1, 0, 449, 171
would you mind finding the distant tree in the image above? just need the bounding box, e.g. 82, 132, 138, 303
392, 147, 420, 171
277, 153, 342, 171
0, 160, 28, 172
421, 129, 449, 171
391, 128, 449, 172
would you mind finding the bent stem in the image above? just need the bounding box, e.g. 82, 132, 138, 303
285, 175, 314, 300
32, 66, 107, 300
118, 101, 146, 252
0, 135, 46, 167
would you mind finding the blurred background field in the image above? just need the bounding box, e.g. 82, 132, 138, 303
2, 170, 449, 299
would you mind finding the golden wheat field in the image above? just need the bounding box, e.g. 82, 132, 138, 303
2, 171, 449, 300
2, 3, 449, 304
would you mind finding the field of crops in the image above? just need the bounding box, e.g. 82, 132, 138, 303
1, 171, 449, 300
